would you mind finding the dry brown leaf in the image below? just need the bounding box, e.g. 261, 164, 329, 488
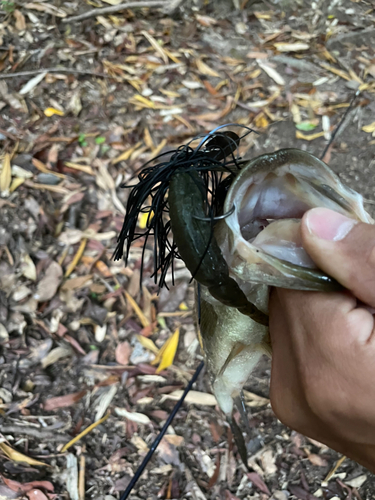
196, 14, 217, 27
192, 97, 233, 121
64, 162, 94, 175
114, 407, 150, 424
257, 61, 285, 85
25, 2, 67, 17
296, 130, 325, 141
274, 42, 309, 52
144, 127, 155, 150
136, 334, 159, 354
112, 141, 143, 165
320, 63, 351, 81
32, 158, 65, 179
43, 390, 87, 411
65, 238, 87, 278
34, 261, 63, 302
9, 178, 24, 192
115, 341, 132, 365
142, 30, 168, 64
27, 489, 49, 500
307, 453, 328, 467
0, 443, 47, 467
362, 122, 375, 134
0, 153, 11, 194
61, 275, 93, 291
124, 291, 150, 328
41, 346, 72, 368
20, 72, 47, 95
163, 390, 217, 406
196, 59, 220, 78
14, 9, 26, 30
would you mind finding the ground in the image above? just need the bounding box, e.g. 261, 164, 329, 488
0, 0, 375, 499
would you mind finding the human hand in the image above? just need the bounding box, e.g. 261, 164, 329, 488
269, 207, 375, 472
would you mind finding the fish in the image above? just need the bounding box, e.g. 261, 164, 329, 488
115, 126, 373, 465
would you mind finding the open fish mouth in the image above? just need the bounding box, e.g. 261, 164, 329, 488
217, 148, 373, 293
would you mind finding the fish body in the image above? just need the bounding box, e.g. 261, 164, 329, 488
196, 148, 373, 454
116, 130, 373, 464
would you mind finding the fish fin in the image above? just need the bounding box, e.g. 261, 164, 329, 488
228, 415, 249, 469
234, 392, 252, 435
218, 342, 246, 378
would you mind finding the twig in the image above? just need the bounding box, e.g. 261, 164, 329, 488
0, 68, 112, 80
0, 426, 67, 442
62, 1, 167, 23
79, 455, 86, 500
320, 89, 361, 161
119, 360, 205, 500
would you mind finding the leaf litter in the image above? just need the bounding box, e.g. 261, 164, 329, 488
0, 0, 374, 498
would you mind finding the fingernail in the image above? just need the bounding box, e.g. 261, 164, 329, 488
305, 208, 357, 241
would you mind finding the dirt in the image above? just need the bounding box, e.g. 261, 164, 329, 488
0, 0, 375, 499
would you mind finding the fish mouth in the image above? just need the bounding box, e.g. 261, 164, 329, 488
218, 148, 373, 291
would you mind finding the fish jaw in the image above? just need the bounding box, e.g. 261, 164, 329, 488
218, 148, 373, 291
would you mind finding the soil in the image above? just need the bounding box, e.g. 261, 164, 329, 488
0, 0, 375, 499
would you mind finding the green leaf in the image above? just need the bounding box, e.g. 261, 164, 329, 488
157, 316, 167, 329
296, 122, 318, 131
95, 136, 106, 145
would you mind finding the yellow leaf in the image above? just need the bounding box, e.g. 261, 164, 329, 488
0, 153, 11, 192
178, 302, 189, 311
254, 112, 269, 129
32, 158, 65, 179
136, 334, 159, 354
64, 162, 94, 175
44, 107, 64, 117
111, 141, 143, 165
362, 122, 375, 133
290, 103, 301, 124
124, 291, 150, 328
296, 131, 325, 141
133, 94, 156, 108
139, 210, 153, 229
10, 177, 24, 192
143, 127, 155, 151
254, 11, 272, 19
65, 238, 87, 278
0, 443, 47, 467
196, 59, 220, 78
152, 138, 167, 158
156, 327, 180, 373
320, 63, 351, 81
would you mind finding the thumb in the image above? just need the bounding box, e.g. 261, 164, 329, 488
301, 207, 375, 308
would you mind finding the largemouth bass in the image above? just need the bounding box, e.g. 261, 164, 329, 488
115, 127, 373, 464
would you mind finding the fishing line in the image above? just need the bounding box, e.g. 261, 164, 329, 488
119, 361, 205, 500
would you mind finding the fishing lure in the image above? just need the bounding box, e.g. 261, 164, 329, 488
114, 125, 267, 322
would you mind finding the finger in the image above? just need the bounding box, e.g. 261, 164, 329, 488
301, 208, 375, 308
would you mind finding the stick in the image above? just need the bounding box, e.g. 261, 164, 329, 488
0, 68, 111, 79
320, 89, 361, 161
119, 361, 205, 500
79, 454, 86, 500
62, 1, 167, 23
